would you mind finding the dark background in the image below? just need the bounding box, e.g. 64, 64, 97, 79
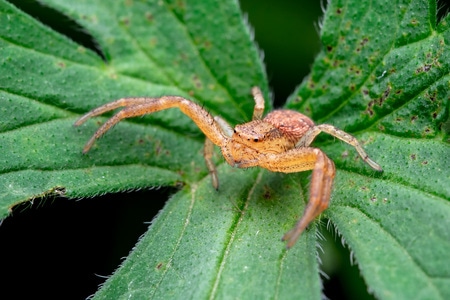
2, 0, 449, 299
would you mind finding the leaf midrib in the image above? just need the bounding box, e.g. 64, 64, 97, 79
208, 169, 264, 299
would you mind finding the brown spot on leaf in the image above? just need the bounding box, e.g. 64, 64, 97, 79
304, 106, 312, 115
341, 150, 349, 159
380, 85, 391, 105
366, 100, 375, 116
416, 64, 432, 74
263, 186, 272, 200
180, 52, 188, 61
293, 96, 302, 103
360, 37, 369, 46
427, 91, 437, 102
146, 12, 154, 22
121, 18, 130, 26
192, 75, 202, 89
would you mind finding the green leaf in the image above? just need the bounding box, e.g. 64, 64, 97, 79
287, 0, 450, 299
0, 0, 268, 212
1, 0, 449, 300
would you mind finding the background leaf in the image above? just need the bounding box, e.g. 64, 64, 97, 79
1, 0, 449, 299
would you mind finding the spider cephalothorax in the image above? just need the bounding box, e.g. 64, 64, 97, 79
75, 87, 382, 248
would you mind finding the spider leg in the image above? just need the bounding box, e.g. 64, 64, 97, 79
214, 116, 233, 137
202, 116, 234, 190
204, 138, 219, 190
74, 97, 152, 126
251, 148, 335, 248
251, 86, 265, 120
75, 96, 227, 153
281, 150, 335, 248
296, 124, 382, 172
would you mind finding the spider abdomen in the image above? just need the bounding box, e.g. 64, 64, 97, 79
264, 110, 314, 144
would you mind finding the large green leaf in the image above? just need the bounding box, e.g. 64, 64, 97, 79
1, 0, 449, 299
286, 0, 450, 298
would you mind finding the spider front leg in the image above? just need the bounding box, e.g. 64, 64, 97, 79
74, 96, 227, 153
255, 147, 336, 248
297, 124, 383, 172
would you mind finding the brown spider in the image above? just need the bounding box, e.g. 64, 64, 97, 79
74, 87, 382, 248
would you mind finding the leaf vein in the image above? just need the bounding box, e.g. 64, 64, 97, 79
208, 169, 263, 299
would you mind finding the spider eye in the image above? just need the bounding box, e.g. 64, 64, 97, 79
253, 138, 259, 142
